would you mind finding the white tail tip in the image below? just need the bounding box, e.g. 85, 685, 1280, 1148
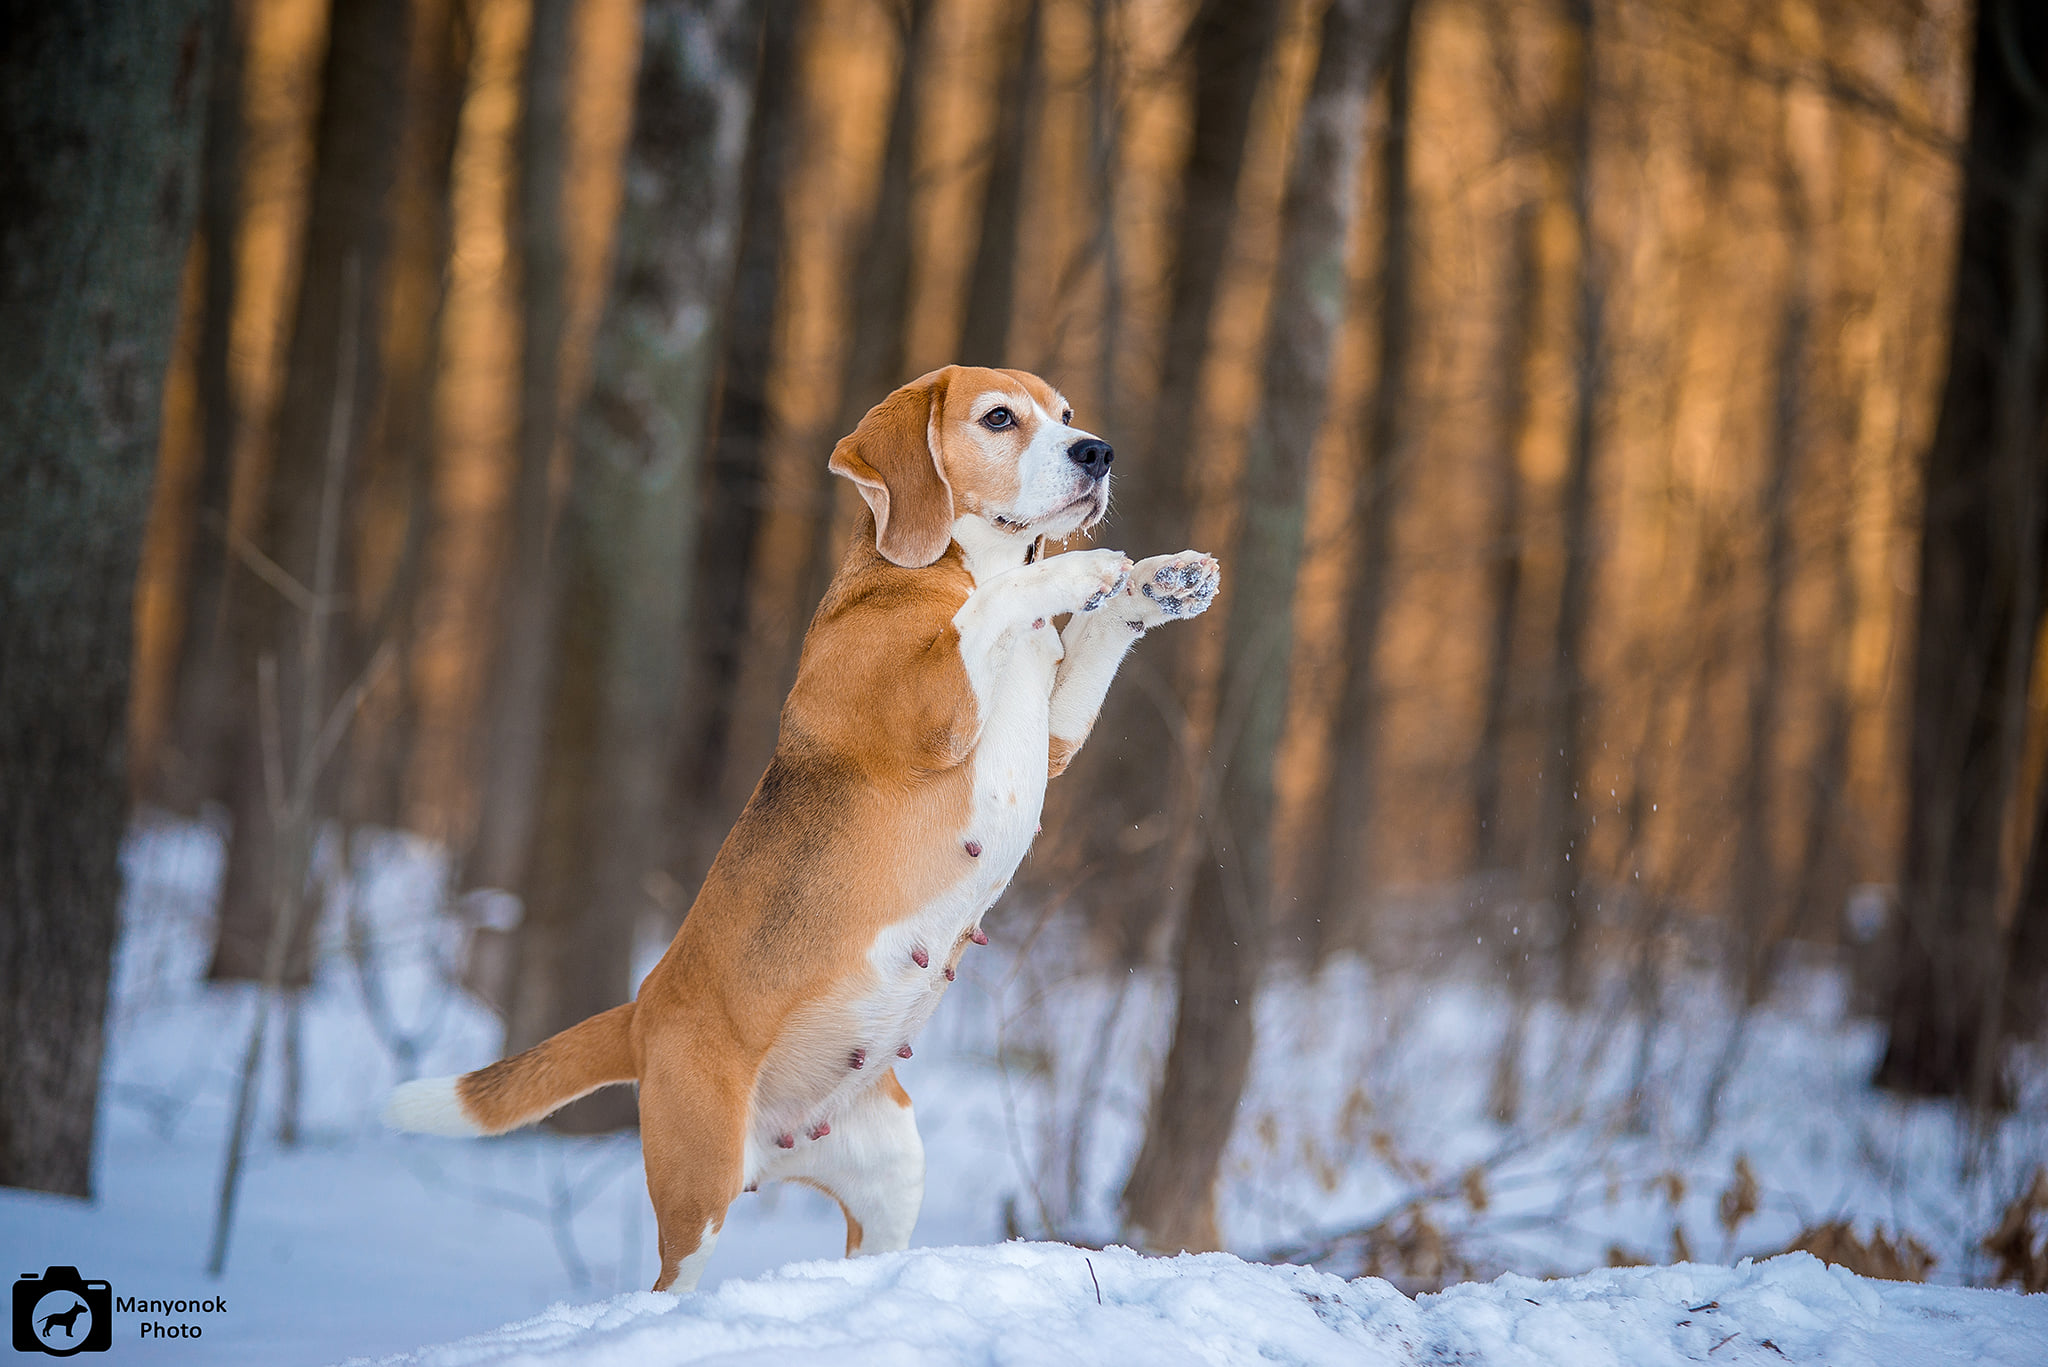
384, 1076, 485, 1137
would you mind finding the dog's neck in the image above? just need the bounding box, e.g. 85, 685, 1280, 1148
950, 514, 1041, 586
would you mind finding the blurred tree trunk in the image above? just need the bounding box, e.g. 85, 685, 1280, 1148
1789, 0, 1862, 954
1472, 200, 1536, 874
1792, 400, 1859, 953
507, 0, 761, 1133
159, 0, 249, 813
1127, 0, 1283, 551
1087, 0, 1123, 417
814, 0, 933, 533
1297, 2, 1414, 953
1530, 0, 1601, 1004
1732, 142, 1808, 1003
1473, 8, 1540, 1121
2007, 795, 2048, 1037
829, 0, 933, 441
210, 0, 412, 983
469, 0, 578, 893
1876, 0, 2048, 1103
957, 0, 1042, 367
1121, 0, 1394, 1254
0, 0, 215, 1196
674, 0, 802, 886
344, 0, 471, 828
1476, 23, 1538, 1119
713, 0, 935, 835
1080, 0, 1284, 961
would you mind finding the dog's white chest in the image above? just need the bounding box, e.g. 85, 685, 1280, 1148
751, 632, 1057, 1154
962, 630, 1060, 875
859, 631, 1058, 1001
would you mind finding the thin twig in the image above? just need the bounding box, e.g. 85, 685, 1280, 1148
203, 508, 320, 616
207, 257, 368, 1277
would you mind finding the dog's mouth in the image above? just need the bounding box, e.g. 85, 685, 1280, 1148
1057, 483, 1109, 530
1036, 483, 1110, 532
994, 481, 1109, 537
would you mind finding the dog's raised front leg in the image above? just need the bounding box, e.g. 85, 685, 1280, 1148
950, 547, 1133, 702
1047, 550, 1219, 776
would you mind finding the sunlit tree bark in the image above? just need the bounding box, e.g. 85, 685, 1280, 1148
1731, 130, 1809, 1003
345, 0, 472, 827
958, 0, 1042, 368
468, 0, 578, 895
1298, 1, 1415, 952
1473, 202, 1537, 875
1531, 0, 1602, 1004
211, 0, 412, 983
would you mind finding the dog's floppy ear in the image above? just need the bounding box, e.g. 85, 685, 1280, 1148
829, 368, 955, 568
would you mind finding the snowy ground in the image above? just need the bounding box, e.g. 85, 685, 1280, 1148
2, 816, 2043, 1365
360, 1244, 2048, 1367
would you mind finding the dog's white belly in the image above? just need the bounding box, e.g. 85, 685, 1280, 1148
747, 635, 1057, 1171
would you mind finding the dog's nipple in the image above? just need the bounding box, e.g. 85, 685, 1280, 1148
970, 927, 989, 946
775, 1133, 795, 1150
911, 946, 929, 968
944, 966, 957, 982
849, 1047, 867, 1070
809, 1122, 831, 1141
965, 840, 982, 857
897, 1043, 913, 1059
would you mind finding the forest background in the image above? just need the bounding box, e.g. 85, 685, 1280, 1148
4, 0, 2048, 1288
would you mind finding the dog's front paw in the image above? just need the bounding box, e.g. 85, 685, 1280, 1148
1124, 551, 1220, 628
1046, 548, 1133, 615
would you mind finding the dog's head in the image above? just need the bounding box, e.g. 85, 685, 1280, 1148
828, 365, 1112, 567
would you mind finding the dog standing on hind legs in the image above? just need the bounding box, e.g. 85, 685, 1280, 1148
386, 366, 1220, 1291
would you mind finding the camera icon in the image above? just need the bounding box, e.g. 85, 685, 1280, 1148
13, 1268, 112, 1356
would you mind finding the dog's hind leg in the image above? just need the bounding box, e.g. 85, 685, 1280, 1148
790, 1068, 925, 1256
638, 1043, 750, 1292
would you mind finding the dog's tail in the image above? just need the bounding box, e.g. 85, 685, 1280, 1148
383, 1001, 637, 1137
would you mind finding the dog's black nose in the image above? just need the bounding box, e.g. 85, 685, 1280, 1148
1067, 438, 1114, 480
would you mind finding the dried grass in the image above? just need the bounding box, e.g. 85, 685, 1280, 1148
1779, 1222, 1936, 1283
1983, 1166, 2048, 1293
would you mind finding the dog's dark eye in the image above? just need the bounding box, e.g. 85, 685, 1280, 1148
1062, 408, 1073, 424
982, 407, 1015, 430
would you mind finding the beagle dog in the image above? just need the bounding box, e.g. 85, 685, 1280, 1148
386, 366, 1220, 1292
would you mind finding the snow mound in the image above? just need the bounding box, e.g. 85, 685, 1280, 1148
349, 1243, 2046, 1366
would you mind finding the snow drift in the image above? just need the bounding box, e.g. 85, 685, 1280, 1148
352, 1242, 2046, 1366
